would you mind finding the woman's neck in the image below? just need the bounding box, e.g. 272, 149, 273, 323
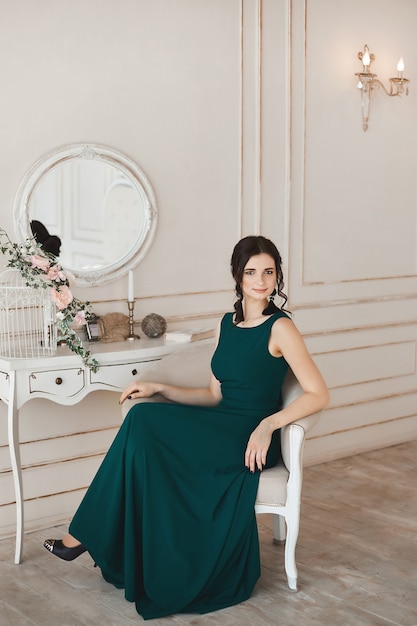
241, 299, 268, 324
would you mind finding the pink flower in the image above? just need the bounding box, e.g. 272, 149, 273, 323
47, 265, 66, 282
31, 255, 50, 272
74, 310, 87, 326
50, 285, 73, 310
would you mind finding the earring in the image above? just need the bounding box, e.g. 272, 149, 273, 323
262, 288, 278, 316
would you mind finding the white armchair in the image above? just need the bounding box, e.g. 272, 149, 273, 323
121, 339, 321, 592
254, 369, 320, 590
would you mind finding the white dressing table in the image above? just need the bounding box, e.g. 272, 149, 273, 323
0, 337, 182, 564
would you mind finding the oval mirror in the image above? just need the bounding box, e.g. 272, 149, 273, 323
13, 144, 157, 286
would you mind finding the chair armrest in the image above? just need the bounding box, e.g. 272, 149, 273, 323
280, 422, 305, 479
280, 369, 322, 472
281, 411, 322, 471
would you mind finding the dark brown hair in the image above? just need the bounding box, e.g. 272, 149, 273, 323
230, 235, 289, 324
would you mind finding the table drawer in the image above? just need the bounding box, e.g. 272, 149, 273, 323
90, 359, 161, 390
29, 368, 85, 398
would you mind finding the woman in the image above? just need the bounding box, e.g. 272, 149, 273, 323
44, 235, 329, 620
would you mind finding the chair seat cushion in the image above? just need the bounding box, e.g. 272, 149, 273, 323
255, 463, 289, 507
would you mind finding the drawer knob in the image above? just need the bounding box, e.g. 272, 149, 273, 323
132, 369, 138, 376
55, 377, 63, 385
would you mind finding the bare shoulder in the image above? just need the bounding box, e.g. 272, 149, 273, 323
271, 315, 300, 337
270, 315, 329, 404
270, 315, 305, 355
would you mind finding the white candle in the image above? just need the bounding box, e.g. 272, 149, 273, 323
128, 270, 134, 302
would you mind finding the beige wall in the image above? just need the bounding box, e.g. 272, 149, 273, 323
290, 0, 417, 462
0, 0, 416, 537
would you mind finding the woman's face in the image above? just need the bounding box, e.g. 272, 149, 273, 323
241, 253, 277, 302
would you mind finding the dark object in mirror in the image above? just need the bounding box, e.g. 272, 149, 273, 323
86, 315, 103, 342
141, 313, 167, 338
30, 220, 61, 257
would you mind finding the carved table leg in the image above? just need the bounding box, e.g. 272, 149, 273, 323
7, 372, 23, 564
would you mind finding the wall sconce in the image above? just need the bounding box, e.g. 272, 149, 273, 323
355, 44, 410, 131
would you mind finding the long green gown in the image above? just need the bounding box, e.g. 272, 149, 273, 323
69, 311, 290, 619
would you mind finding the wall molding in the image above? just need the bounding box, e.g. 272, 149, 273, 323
288, 0, 417, 308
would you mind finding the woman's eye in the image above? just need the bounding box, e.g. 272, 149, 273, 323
244, 270, 255, 275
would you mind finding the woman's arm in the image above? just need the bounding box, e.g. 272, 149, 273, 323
119, 322, 222, 407
245, 317, 329, 472
119, 374, 222, 406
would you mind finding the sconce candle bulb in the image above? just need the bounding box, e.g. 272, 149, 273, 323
362, 46, 371, 69
397, 57, 404, 77
355, 44, 410, 131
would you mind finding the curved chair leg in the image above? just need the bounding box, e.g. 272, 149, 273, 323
284, 515, 299, 592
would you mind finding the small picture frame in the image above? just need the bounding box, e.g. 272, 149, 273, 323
86, 316, 103, 342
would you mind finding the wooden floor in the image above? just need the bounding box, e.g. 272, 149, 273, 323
1, 439, 416, 626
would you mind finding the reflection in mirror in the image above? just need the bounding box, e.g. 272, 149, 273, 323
30, 219, 62, 257
13, 144, 157, 286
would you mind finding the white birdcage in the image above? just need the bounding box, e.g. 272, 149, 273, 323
0, 269, 57, 358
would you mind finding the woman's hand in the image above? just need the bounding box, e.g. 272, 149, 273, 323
119, 381, 161, 405
245, 418, 275, 472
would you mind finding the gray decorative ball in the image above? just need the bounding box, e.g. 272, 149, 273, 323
141, 313, 167, 338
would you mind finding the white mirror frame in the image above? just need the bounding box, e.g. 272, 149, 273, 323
13, 143, 158, 286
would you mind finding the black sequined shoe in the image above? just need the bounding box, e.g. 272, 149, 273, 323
43, 539, 87, 561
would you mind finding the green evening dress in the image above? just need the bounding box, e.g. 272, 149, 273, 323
69, 311, 290, 619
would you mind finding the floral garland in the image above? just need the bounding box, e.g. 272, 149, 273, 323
0, 228, 99, 372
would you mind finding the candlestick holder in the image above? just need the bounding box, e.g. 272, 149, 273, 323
126, 300, 140, 341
